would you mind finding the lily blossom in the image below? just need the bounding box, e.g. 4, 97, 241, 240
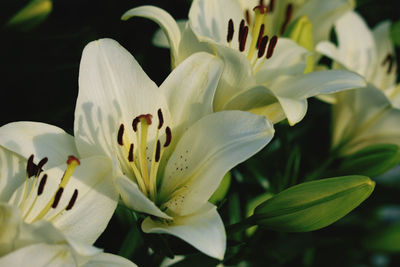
0, 122, 136, 266
74, 38, 275, 259
317, 11, 399, 107
122, 0, 365, 125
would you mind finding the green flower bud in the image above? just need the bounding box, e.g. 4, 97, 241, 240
253, 176, 375, 232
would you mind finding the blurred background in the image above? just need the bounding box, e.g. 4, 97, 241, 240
1, 0, 399, 266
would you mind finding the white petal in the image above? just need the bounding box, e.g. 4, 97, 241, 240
274, 70, 366, 99
189, 0, 244, 45
333, 86, 400, 155
152, 20, 187, 49
83, 252, 137, 267
115, 175, 171, 220
293, 0, 354, 44
122, 6, 181, 67
161, 52, 223, 141
0, 121, 78, 169
370, 21, 397, 90
255, 38, 310, 87
160, 111, 274, 215
276, 97, 308, 126
0, 203, 21, 256
75, 38, 168, 161
142, 203, 226, 260
0, 243, 76, 267
0, 147, 26, 202
212, 43, 255, 111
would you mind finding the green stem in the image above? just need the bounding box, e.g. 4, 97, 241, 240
226, 216, 257, 236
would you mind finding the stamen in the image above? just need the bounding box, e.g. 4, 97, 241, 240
256, 24, 265, 49
269, 0, 275, 12
37, 157, 48, 172
52, 188, 64, 208
280, 4, 293, 35
245, 10, 251, 25
238, 19, 245, 43
382, 54, 394, 74
26, 154, 36, 178
128, 143, 134, 162
37, 174, 48, 196
132, 117, 140, 132
66, 189, 78, 210
157, 109, 164, 129
155, 140, 161, 162
239, 26, 249, 52
266, 36, 278, 59
164, 127, 172, 147
258, 35, 269, 58
227, 19, 234, 43
117, 124, 124, 146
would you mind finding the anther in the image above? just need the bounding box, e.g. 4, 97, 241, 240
256, 24, 265, 49
227, 19, 234, 43
164, 127, 172, 147
239, 26, 249, 52
155, 140, 161, 162
128, 143, 134, 162
157, 109, 164, 129
37, 174, 48, 196
238, 19, 245, 43
27, 154, 36, 178
266, 36, 278, 59
52, 187, 64, 208
117, 124, 124, 146
382, 54, 394, 74
36, 157, 48, 176
245, 10, 251, 25
280, 4, 293, 35
258, 35, 269, 58
66, 189, 78, 211
269, 0, 275, 12
132, 117, 140, 132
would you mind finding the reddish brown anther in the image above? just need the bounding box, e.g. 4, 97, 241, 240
239, 26, 249, 52
258, 35, 269, 58
280, 4, 293, 35
128, 143, 134, 162
37, 174, 48, 196
52, 187, 64, 208
117, 124, 124, 146
157, 109, 164, 129
266, 35, 278, 59
66, 189, 78, 211
164, 127, 172, 147
155, 140, 161, 162
256, 24, 265, 49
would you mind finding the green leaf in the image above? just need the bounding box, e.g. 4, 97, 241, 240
364, 222, 400, 252
391, 20, 400, 46
209, 172, 231, 204
253, 176, 375, 232
338, 144, 400, 177
245, 192, 274, 236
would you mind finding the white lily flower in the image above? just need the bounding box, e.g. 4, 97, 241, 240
74, 38, 275, 259
316, 11, 398, 107
315, 11, 400, 155
122, 0, 365, 125
0, 123, 136, 266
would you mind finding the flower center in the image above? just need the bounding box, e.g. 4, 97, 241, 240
17, 155, 80, 223
226, 4, 278, 73
117, 108, 172, 201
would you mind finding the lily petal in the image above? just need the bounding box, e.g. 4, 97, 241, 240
122, 6, 181, 67
189, 0, 244, 45
160, 111, 274, 215
83, 252, 137, 267
160, 52, 222, 142
0, 243, 76, 266
0, 121, 78, 169
115, 175, 171, 220
370, 21, 397, 90
212, 43, 255, 111
75, 38, 168, 161
142, 203, 226, 260
0, 147, 26, 202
